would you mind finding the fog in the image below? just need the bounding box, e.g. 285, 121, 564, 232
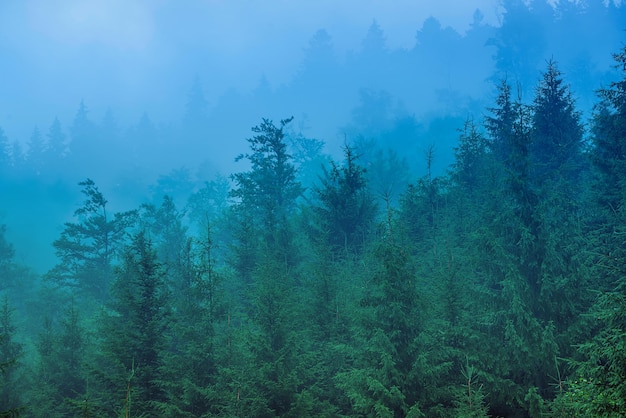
0, 0, 624, 271
1, 0, 500, 139
2, 2, 626, 415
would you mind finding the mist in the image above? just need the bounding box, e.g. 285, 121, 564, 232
0, 0, 626, 417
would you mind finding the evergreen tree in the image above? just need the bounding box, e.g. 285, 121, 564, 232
590, 45, 626, 211
555, 44, 626, 417
26, 126, 46, 176
95, 232, 169, 416
183, 76, 209, 138
230, 117, 302, 277
451, 118, 489, 196
0, 127, 11, 178
29, 303, 87, 417
312, 144, 377, 257
0, 226, 15, 293
46, 117, 66, 159
68, 101, 97, 161
44, 117, 67, 176
0, 297, 23, 415
336, 239, 424, 417
45, 179, 137, 303
530, 59, 584, 188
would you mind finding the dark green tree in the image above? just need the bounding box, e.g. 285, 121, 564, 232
335, 240, 424, 417
553, 44, 626, 417
0, 297, 23, 416
29, 302, 87, 417
530, 59, 584, 188
230, 117, 302, 276
0, 226, 15, 293
312, 144, 377, 257
95, 232, 168, 416
451, 118, 489, 194
590, 45, 626, 211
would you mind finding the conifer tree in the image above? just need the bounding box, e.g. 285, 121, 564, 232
46, 179, 136, 303
0, 127, 11, 178
230, 117, 302, 276
591, 45, 626, 211
312, 144, 377, 257
530, 59, 584, 187
26, 126, 46, 176
95, 232, 168, 416
559, 44, 626, 417
0, 297, 23, 415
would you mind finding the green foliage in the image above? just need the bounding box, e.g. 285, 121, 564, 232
28, 302, 87, 417
230, 117, 303, 277
591, 44, 626, 210
4, 43, 626, 417
0, 297, 23, 416
530, 59, 584, 186
45, 179, 137, 302
95, 232, 168, 416
452, 359, 489, 418
312, 144, 377, 257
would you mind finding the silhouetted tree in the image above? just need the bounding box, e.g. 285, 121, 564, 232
183, 76, 209, 138
26, 126, 46, 175
0, 127, 11, 177
46, 179, 137, 302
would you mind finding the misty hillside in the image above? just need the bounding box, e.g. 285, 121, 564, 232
1, 0, 626, 417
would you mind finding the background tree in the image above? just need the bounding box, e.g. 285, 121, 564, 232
26, 126, 46, 176
0, 127, 11, 178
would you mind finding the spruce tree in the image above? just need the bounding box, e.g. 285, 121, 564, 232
95, 232, 168, 416
230, 117, 302, 276
312, 144, 377, 257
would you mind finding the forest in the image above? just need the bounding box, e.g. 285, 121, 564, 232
1, 1, 626, 417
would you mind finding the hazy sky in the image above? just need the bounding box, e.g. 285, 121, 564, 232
0, 0, 502, 140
